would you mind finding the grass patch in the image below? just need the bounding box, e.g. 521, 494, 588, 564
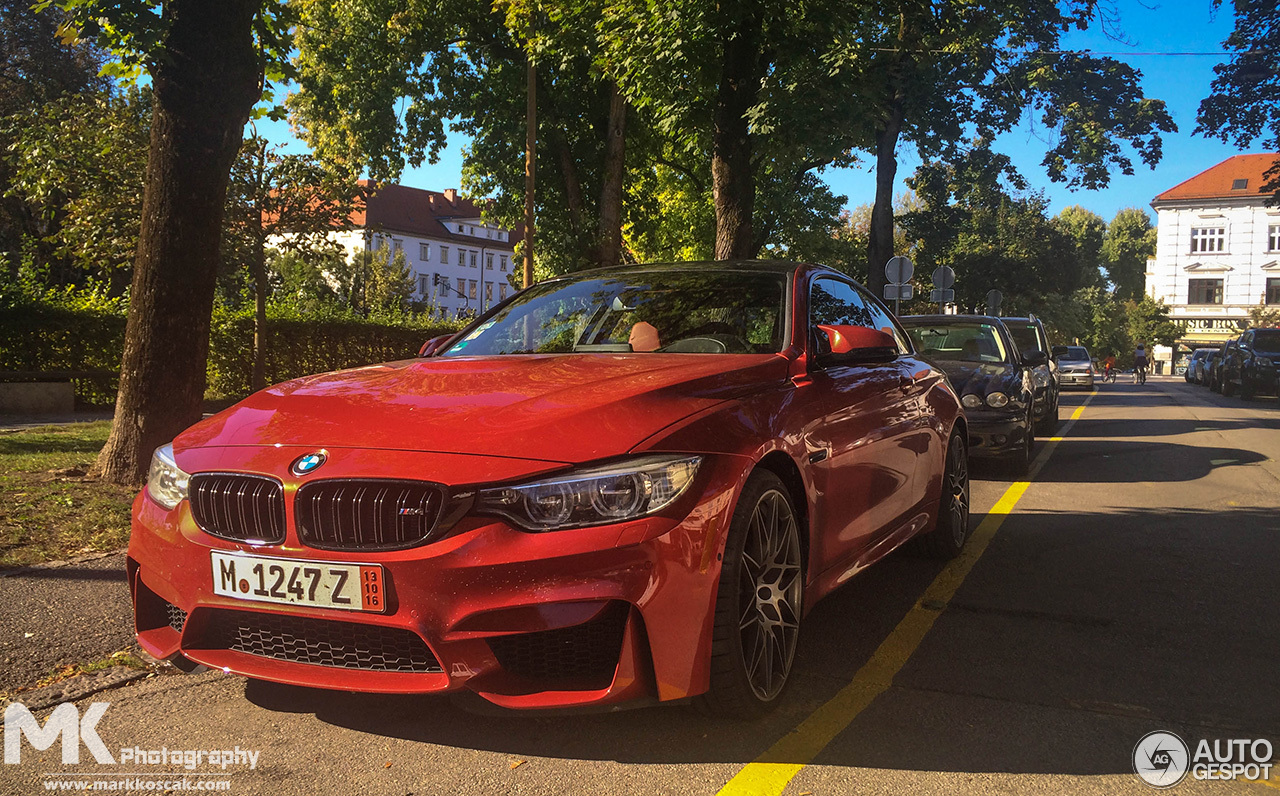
0, 421, 135, 569
1, 651, 151, 701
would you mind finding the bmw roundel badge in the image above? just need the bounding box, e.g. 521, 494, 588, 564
290, 451, 327, 476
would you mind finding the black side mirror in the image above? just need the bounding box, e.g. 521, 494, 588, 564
1022, 349, 1047, 368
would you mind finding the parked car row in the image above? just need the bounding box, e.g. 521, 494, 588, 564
1183, 328, 1280, 399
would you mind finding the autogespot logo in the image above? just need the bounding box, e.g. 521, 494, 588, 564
290, 451, 327, 476
1134, 731, 1190, 788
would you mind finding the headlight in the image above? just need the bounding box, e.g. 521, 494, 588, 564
1256, 357, 1274, 368
1032, 369, 1050, 387
476, 455, 702, 531
146, 444, 190, 510
961, 394, 983, 410
986, 392, 1010, 408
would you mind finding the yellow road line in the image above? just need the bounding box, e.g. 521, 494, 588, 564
716, 391, 1098, 796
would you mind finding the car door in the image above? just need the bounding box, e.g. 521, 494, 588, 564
802, 277, 920, 569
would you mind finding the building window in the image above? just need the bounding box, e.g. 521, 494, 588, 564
486, 253, 494, 270
419, 243, 430, 260
440, 245, 449, 264
1190, 227, 1225, 254
1269, 225, 1280, 252
486, 283, 493, 302
468, 280, 477, 300
1231, 178, 1248, 191
456, 277, 465, 296
470, 252, 477, 268
457, 249, 465, 267
500, 255, 508, 271
1188, 278, 1224, 305
392, 238, 403, 254
500, 284, 508, 300
1267, 278, 1280, 305
418, 275, 431, 295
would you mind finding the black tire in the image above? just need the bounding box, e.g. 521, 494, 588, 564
1210, 374, 1222, 393
699, 470, 803, 717
1006, 413, 1034, 476
915, 431, 971, 559
1241, 377, 1256, 400
1036, 401, 1058, 434
1222, 377, 1236, 397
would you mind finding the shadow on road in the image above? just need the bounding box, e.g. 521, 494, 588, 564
239, 503, 1280, 776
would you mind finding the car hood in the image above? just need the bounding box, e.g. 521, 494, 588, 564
176, 354, 789, 463
924, 359, 1020, 396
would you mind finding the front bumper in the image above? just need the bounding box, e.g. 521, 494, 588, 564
964, 411, 1031, 458
128, 450, 748, 710
1059, 371, 1094, 388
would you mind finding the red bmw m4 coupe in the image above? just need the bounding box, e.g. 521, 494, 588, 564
129, 261, 968, 716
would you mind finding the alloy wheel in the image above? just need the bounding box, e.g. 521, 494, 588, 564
737, 489, 802, 702
947, 443, 970, 547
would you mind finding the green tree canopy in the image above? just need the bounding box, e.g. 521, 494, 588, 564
1102, 207, 1157, 301
1197, 0, 1280, 198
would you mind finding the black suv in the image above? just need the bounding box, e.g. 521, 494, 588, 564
1220, 328, 1280, 399
1004, 316, 1060, 432
1207, 338, 1239, 393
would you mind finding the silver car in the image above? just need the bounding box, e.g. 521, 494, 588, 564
1054, 345, 1095, 388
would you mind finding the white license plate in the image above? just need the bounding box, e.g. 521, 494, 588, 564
211, 552, 386, 613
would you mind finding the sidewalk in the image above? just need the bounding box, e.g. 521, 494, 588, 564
0, 410, 114, 431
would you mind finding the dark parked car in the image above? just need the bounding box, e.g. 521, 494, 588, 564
1004, 316, 1059, 433
1207, 339, 1239, 393
902, 315, 1044, 473
1220, 328, 1280, 399
1053, 345, 1094, 389
1185, 348, 1213, 384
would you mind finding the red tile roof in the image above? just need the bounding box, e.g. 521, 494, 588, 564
1153, 153, 1280, 203
351, 180, 521, 247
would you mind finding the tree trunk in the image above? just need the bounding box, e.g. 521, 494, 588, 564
92, 0, 262, 485
712, 13, 762, 261
867, 98, 904, 298
250, 241, 268, 392
596, 82, 627, 267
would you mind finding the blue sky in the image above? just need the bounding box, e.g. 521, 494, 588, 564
260, 0, 1260, 224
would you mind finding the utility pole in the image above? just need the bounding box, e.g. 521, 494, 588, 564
523, 46, 536, 289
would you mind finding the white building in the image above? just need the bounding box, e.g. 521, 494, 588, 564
1146, 153, 1280, 372
334, 182, 521, 318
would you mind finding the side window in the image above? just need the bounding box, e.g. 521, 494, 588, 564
852, 283, 911, 353
809, 278, 908, 356
810, 278, 876, 329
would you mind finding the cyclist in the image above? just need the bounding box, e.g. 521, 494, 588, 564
1103, 354, 1116, 383
1133, 343, 1148, 385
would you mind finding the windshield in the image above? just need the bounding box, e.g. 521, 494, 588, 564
1007, 323, 1043, 355
1254, 330, 1280, 351
439, 270, 788, 357
904, 323, 1009, 364
1061, 346, 1090, 362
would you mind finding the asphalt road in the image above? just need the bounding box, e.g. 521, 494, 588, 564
3, 377, 1278, 795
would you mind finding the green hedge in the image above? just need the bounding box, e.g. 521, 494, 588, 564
207, 306, 464, 399
0, 299, 464, 406
0, 300, 128, 405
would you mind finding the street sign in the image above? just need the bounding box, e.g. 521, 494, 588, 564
986, 289, 1003, 314
929, 288, 955, 303
884, 256, 914, 285
884, 284, 914, 301
932, 266, 955, 289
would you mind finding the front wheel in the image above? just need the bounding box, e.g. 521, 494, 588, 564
915, 431, 971, 559
700, 470, 803, 717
